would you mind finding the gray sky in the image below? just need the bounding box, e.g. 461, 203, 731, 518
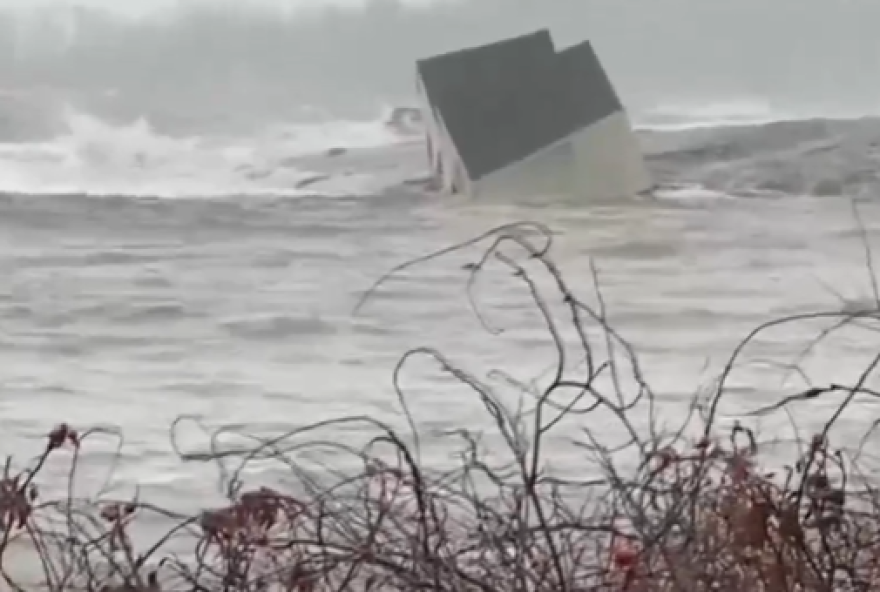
0, 0, 444, 14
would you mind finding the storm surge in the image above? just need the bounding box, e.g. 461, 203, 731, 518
644, 116, 880, 199
1, 0, 880, 199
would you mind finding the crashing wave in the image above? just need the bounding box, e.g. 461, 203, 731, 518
643, 116, 880, 197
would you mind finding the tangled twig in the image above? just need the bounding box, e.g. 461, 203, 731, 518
4, 221, 880, 591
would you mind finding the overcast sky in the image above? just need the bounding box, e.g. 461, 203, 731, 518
0, 0, 446, 14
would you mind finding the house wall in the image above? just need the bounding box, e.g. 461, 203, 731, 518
473, 110, 653, 201
415, 76, 441, 176
416, 74, 471, 194
566, 110, 653, 200
472, 139, 575, 199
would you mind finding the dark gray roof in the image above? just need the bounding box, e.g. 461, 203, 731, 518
555, 40, 623, 130
416, 30, 624, 181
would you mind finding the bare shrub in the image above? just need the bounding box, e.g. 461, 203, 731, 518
4, 221, 880, 591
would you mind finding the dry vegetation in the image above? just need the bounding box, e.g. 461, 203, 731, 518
3, 221, 880, 591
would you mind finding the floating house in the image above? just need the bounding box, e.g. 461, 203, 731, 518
415, 29, 653, 199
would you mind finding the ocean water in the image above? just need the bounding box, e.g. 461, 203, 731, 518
3, 0, 880, 569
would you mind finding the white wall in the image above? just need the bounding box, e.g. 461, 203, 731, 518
416, 74, 472, 195
472, 139, 575, 199
472, 109, 652, 200
567, 110, 653, 200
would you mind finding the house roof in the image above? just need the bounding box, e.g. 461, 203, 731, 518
415, 29, 624, 181
416, 29, 558, 180
555, 39, 623, 130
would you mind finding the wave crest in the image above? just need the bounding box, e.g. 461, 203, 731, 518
0, 104, 417, 198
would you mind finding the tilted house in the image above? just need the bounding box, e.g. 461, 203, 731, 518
415, 29, 653, 199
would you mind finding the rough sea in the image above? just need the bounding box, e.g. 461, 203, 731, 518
3, 0, 880, 563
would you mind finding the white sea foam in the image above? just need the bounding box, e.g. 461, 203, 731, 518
633, 98, 795, 131
0, 104, 421, 197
